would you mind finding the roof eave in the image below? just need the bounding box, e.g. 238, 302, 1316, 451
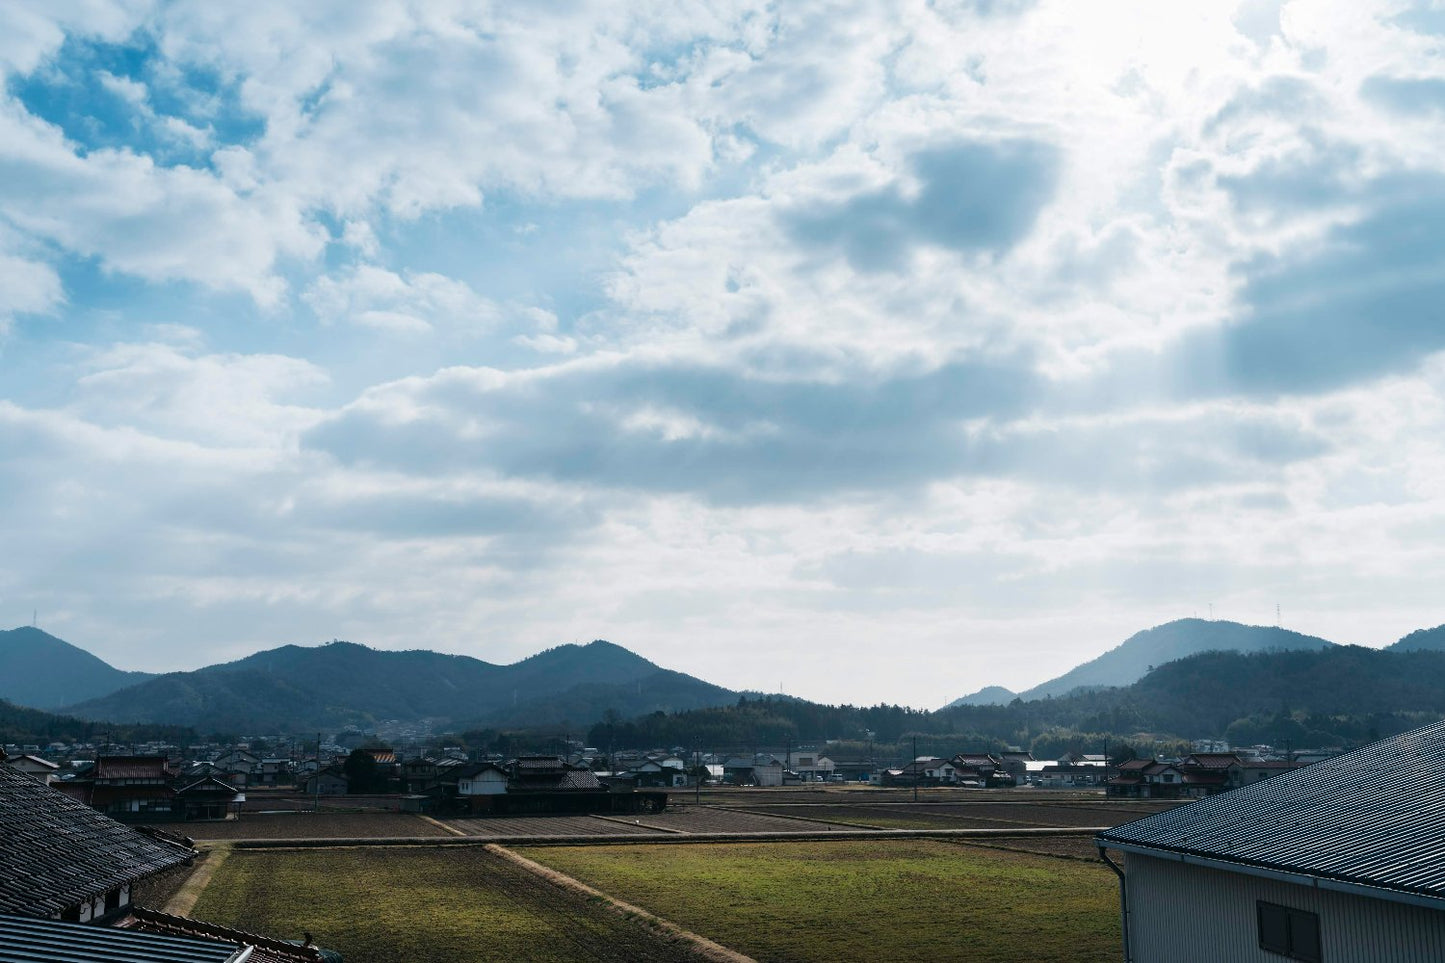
1096, 837, 1445, 913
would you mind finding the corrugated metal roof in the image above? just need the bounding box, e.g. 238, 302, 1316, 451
0, 764, 193, 917
1098, 718, 1445, 900
0, 913, 240, 963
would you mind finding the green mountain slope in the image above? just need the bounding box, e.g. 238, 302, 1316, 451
0, 697, 194, 746
1388, 624, 1445, 652
0, 627, 157, 709
943, 685, 1018, 709
61, 638, 738, 733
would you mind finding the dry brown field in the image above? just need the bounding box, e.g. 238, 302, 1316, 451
183, 811, 453, 839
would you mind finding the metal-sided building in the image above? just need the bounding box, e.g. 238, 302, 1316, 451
1097, 720, 1445, 963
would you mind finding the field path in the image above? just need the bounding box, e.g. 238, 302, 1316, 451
163, 843, 232, 916
419, 814, 468, 836
487, 843, 756, 963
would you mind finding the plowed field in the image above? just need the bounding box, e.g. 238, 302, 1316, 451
443, 815, 671, 838
184, 812, 452, 839
726, 798, 1176, 830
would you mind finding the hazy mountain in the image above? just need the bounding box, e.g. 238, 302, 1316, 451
1016, 619, 1337, 700
62, 638, 738, 733
1388, 624, 1445, 652
941, 618, 1339, 708
0, 627, 157, 709
943, 685, 1018, 709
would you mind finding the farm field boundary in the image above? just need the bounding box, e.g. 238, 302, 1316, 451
227, 825, 1109, 849
487, 844, 755, 963
159, 844, 229, 917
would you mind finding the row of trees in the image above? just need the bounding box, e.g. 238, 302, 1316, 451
0, 697, 196, 748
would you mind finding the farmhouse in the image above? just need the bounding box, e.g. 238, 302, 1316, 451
2, 751, 60, 784
722, 755, 785, 787
455, 761, 509, 796
173, 776, 246, 821
0, 762, 193, 922
450, 756, 667, 816
303, 767, 350, 795
56, 754, 178, 820
1097, 720, 1445, 962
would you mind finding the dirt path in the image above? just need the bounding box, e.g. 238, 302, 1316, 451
487, 844, 756, 963
163, 843, 232, 917
419, 814, 468, 836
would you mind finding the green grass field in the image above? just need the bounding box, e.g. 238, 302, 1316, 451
524, 839, 1121, 962
188, 846, 710, 963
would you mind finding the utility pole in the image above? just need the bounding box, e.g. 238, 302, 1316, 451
913, 736, 919, 803
314, 732, 321, 813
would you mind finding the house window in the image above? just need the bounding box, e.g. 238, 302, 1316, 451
1258, 901, 1321, 962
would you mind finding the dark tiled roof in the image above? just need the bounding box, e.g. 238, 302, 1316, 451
0, 764, 193, 917
1184, 753, 1243, 769
175, 777, 243, 798
95, 756, 172, 780
0, 913, 240, 963
120, 906, 328, 963
1098, 719, 1445, 901
512, 756, 568, 772
512, 769, 604, 791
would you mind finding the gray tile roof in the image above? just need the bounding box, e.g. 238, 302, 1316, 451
0, 762, 193, 917
0, 913, 240, 963
1098, 719, 1445, 901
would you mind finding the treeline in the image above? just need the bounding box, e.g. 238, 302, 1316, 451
587, 699, 937, 753
585, 646, 1445, 756
0, 698, 196, 747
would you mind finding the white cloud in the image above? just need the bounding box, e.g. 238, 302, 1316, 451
6, 1, 1445, 705
71, 342, 330, 447
304, 265, 500, 335
0, 101, 322, 305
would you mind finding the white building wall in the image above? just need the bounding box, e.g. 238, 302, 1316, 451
1123, 852, 1445, 963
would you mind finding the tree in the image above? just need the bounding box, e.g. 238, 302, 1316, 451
343, 748, 379, 793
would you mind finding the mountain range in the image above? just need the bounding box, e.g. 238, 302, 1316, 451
0, 630, 736, 733
4, 617, 1444, 737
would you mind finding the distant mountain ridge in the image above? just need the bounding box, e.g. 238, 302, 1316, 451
61, 637, 737, 733
1388, 624, 1445, 652
943, 618, 1338, 708
0, 627, 157, 709
948, 685, 1018, 707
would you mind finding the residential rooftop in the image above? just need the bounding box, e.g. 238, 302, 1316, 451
1098, 719, 1445, 906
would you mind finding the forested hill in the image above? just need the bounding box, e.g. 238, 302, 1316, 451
1388, 623, 1445, 652
62, 638, 738, 733
599, 645, 1445, 756
1014, 618, 1337, 701
0, 627, 157, 709
0, 698, 194, 748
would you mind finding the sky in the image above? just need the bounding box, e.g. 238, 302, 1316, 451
4, 1, 1445, 710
